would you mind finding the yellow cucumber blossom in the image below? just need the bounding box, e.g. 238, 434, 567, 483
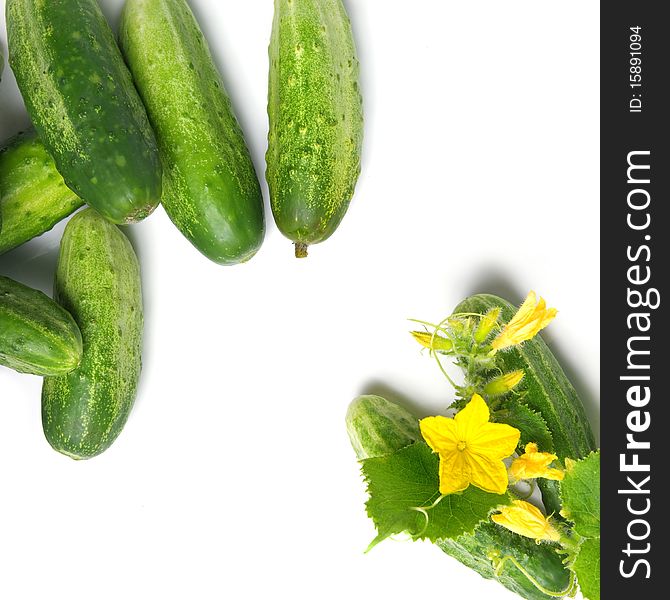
474, 307, 501, 343
411, 330, 453, 353
491, 291, 557, 351
509, 443, 564, 482
483, 370, 524, 397
491, 500, 561, 542
419, 394, 520, 495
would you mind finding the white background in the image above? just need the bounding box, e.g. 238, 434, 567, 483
0, 1, 599, 599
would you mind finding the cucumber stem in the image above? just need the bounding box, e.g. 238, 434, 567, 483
294, 242, 309, 258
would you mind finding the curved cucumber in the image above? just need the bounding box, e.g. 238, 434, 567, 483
42, 209, 143, 460
6, 0, 162, 224
346, 394, 570, 600
119, 0, 264, 265
0, 130, 83, 255
267, 0, 364, 257
454, 294, 596, 461
0, 275, 82, 376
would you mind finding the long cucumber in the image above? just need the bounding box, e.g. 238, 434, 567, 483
6, 0, 162, 224
119, 0, 265, 264
267, 0, 364, 257
42, 209, 143, 459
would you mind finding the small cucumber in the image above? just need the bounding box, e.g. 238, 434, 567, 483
0, 275, 82, 376
6, 0, 162, 224
0, 130, 83, 255
346, 395, 420, 459
267, 0, 364, 257
454, 294, 596, 461
42, 209, 143, 460
346, 395, 571, 600
119, 0, 265, 264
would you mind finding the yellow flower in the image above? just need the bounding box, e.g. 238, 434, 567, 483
420, 394, 520, 495
483, 370, 525, 397
491, 291, 557, 351
411, 331, 453, 353
509, 443, 564, 482
474, 307, 501, 343
491, 500, 561, 542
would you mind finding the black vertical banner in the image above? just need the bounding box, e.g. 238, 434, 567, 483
601, 2, 669, 598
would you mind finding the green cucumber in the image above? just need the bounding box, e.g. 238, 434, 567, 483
6, 0, 162, 224
0, 130, 83, 255
267, 0, 364, 257
346, 395, 571, 600
42, 208, 142, 460
0, 275, 82, 376
454, 294, 597, 462
119, 0, 264, 264
346, 395, 420, 459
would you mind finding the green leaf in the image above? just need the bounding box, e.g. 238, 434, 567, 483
494, 399, 554, 452
574, 537, 600, 600
560, 451, 600, 538
362, 442, 509, 549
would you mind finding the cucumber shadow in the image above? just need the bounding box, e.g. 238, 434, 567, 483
358, 380, 428, 420
466, 268, 601, 444
0, 238, 60, 295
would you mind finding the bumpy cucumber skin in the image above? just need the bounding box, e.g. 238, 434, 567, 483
438, 526, 571, 600
6, 0, 162, 224
267, 0, 363, 256
346, 395, 570, 600
347, 395, 420, 459
42, 209, 142, 460
119, 0, 265, 264
455, 294, 597, 461
0, 275, 82, 376
0, 130, 83, 255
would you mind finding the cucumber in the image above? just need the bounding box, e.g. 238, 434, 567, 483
267, 0, 364, 257
0, 130, 83, 255
454, 294, 597, 462
346, 395, 571, 600
346, 395, 420, 459
119, 0, 264, 265
437, 524, 571, 600
42, 208, 142, 460
0, 275, 82, 376
6, 0, 162, 225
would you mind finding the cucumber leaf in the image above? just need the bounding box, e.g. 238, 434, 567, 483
574, 537, 600, 600
560, 451, 600, 538
494, 400, 553, 452
362, 442, 509, 549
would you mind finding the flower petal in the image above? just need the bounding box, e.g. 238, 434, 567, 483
464, 451, 510, 494
454, 394, 490, 440
420, 416, 459, 454
438, 450, 471, 495
469, 421, 520, 459
491, 500, 561, 542
514, 291, 537, 323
